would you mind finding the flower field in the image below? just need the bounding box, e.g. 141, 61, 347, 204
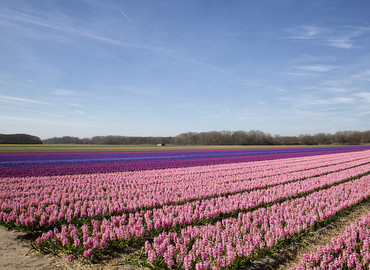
0, 146, 370, 269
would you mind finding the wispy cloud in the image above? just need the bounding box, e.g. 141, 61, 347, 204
288, 25, 328, 40
291, 96, 355, 107
46, 113, 65, 118
0, 6, 183, 55
279, 71, 322, 77
169, 53, 232, 76
0, 115, 87, 126
294, 65, 338, 72
324, 87, 348, 93
51, 89, 85, 96
305, 86, 349, 93
66, 103, 80, 107
352, 69, 370, 81
0, 94, 52, 105
0, 8, 122, 46
120, 9, 130, 20
353, 92, 370, 103
277, 87, 286, 92
0, 80, 12, 85
1, 7, 231, 78
286, 25, 370, 49
326, 37, 353, 49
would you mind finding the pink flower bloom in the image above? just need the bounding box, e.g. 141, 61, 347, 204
66, 255, 74, 262
83, 249, 93, 258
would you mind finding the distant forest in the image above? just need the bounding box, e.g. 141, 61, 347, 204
40, 130, 370, 145
0, 134, 42, 144
1, 130, 370, 145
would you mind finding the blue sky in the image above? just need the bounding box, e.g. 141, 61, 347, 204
1, 1, 370, 139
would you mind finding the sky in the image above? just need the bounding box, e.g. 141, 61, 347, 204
1, 0, 370, 139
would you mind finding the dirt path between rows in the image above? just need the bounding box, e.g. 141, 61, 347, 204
0, 226, 63, 270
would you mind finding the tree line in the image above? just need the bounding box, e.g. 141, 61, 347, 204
2, 130, 369, 145
42, 130, 370, 145
0, 133, 42, 144
42, 135, 173, 145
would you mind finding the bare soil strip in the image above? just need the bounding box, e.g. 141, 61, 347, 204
0, 226, 63, 270
244, 199, 370, 270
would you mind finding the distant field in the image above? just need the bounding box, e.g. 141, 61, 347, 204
0, 144, 340, 153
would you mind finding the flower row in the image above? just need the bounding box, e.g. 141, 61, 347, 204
292, 211, 370, 269
2, 146, 366, 164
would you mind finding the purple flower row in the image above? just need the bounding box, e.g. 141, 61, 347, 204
1, 146, 369, 177
2, 146, 368, 163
